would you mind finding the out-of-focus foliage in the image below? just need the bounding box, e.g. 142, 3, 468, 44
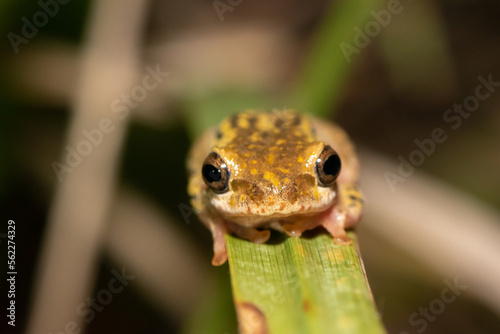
1, 0, 500, 333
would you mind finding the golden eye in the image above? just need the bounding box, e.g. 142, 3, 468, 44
316, 146, 341, 187
202, 152, 230, 193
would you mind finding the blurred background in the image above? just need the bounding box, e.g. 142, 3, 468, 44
1, 0, 500, 333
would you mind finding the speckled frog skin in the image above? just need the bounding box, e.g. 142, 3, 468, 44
187, 110, 363, 265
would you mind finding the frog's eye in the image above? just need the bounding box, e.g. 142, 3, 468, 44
316, 146, 341, 187
202, 152, 230, 193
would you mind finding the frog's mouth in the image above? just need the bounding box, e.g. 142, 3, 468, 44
209, 187, 337, 226
221, 208, 333, 227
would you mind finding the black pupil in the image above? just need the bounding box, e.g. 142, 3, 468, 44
202, 164, 221, 182
323, 154, 341, 176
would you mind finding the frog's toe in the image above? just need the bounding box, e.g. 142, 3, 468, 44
323, 208, 353, 246
212, 239, 228, 266
212, 251, 228, 266
333, 234, 352, 245
283, 226, 303, 237
282, 219, 320, 237
211, 226, 228, 266
253, 230, 271, 244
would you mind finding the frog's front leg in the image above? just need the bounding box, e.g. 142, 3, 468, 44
204, 216, 271, 266
198, 212, 229, 266
323, 183, 363, 245
208, 221, 228, 266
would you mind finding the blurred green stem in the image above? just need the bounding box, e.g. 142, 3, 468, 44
291, 0, 386, 117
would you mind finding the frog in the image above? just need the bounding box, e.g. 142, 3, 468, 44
187, 109, 363, 265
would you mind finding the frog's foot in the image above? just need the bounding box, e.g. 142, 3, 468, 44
282, 219, 320, 237
226, 222, 271, 244
323, 208, 352, 246
210, 225, 228, 266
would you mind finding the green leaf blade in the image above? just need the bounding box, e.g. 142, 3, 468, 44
227, 232, 386, 334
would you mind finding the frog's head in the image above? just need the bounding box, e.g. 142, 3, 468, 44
200, 140, 341, 224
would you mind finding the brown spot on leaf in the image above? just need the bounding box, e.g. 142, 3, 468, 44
236, 302, 268, 334
303, 299, 311, 312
